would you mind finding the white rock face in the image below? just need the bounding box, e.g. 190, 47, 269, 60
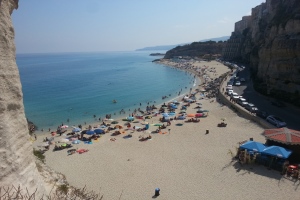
0, 0, 46, 197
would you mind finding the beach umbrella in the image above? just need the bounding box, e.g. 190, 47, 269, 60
86, 130, 95, 135
262, 146, 292, 159
72, 127, 81, 132
94, 129, 105, 134
168, 112, 176, 116
162, 113, 169, 117
177, 115, 186, 120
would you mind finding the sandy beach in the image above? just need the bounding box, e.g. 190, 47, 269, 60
33, 60, 299, 200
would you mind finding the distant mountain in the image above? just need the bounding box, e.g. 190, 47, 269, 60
135, 36, 229, 51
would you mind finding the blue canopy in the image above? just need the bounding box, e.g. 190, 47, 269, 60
239, 141, 266, 153
94, 129, 105, 134
262, 146, 292, 159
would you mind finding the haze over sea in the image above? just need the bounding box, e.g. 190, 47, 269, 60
17, 51, 196, 131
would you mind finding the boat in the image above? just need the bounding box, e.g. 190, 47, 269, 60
112, 100, 117, 103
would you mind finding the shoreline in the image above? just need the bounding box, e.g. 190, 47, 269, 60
33, 59, 200, 136
33, 59, 223, 138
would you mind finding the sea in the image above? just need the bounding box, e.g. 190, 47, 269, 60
16, 51, 197, 131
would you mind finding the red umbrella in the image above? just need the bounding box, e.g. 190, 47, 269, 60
263, 127, 300, 145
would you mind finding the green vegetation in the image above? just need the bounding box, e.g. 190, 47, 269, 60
56, 184, 69, 195
33, 148, 45, 163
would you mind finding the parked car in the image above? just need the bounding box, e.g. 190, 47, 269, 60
230, 91, 238, 96
235, 81, 241, 86
245, 103, 258, 113
227, 81, 234, 86
256, 110, 269, 119
240, 78, 246, 82
237, 98, 248, 107
226, 85, 233, 90
226, 89, 233, 95
232, 95, 241, 102
271, 100, 286, 107
266, 115, 287, 127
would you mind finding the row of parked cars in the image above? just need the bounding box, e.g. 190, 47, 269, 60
225, 82, 287, 128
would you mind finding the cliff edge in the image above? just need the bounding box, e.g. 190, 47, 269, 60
0, 0, 46, 197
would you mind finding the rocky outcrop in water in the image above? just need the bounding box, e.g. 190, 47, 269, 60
164, 41, 225, 59
0, 0, 46, 196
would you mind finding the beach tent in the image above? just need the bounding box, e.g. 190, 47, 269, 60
239, 141, 266, 153
262, 146, 292, 159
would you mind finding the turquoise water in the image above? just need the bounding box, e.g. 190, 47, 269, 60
17, 51, 196, 131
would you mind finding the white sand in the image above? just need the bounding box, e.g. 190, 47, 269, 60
34, 61, 299, 200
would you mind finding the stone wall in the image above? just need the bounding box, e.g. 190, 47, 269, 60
0, 0, 46, 197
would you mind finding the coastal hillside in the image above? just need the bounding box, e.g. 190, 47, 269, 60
0, 0, 46, 197
136, 36, 229, 51
163, 41, 225, 59
223, 0, 300, 105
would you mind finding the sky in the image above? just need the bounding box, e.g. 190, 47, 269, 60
12, 0, 265, 54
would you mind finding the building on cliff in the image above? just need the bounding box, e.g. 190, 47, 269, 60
222, 0, 300, 105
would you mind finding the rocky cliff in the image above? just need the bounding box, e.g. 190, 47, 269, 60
239, 0, 300, 105
0, 0, 46, 197
164, 41, 225, 59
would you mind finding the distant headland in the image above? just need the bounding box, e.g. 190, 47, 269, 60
149, 53, 165, 56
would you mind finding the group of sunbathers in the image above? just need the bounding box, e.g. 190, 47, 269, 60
186, 118, 200, 122
139, 135, 152, 141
